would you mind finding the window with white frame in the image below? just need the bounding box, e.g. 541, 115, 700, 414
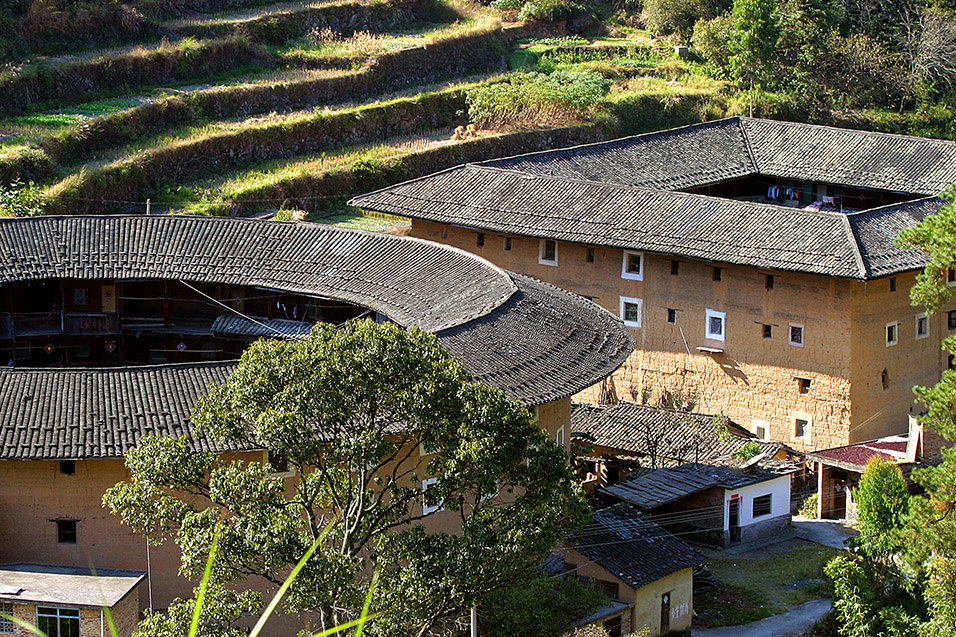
705, 309, 725, 341
621, 251, 643, 280
538, 239, 558, 266
886, 321, 899, 346
36, 607, 79, 637
422, 477, 443, 515
916, 314, 929, 339
556, 425, 565, 447
620, 297, 642, 328
788, 323, 804, 347
266, 450, 295, 478
752, 494, 772, 517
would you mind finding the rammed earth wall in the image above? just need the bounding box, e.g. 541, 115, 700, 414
410, 220, 956, 451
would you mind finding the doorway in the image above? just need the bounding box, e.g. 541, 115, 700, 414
729, 498, 741, 544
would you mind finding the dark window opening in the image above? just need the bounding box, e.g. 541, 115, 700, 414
503, 237, 512, 251
599, 580, 620, 599
542, 240, 557, 263
949, 310, 956, 330
950, 355, 955, 371
762, 324, 772, 339
752, 493, 772, 517
603, 615, 622, 637
890, 277, 897, 292
795, 418, 809, 438
882, 368, 889, 390
59, 460, 75, 475
37, 607, 80, 637
765, 274, 774, 289
671, 260, 680, 275
667, 308, 677, 324
440, 227, 447, 239
476, 233, 485, 248
268, 450, 291, 474
713, 267, 722, 281
56, 520, 77, 544
797, 377, 811, 394
586, 247, 595, 263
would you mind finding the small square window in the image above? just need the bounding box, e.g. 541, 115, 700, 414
422, 477, 444, 515
476, 233, 485, 248
916, 314, 929, 339
667, 308, 677, 324
762, 324, 772, 339
59, 460, 75, 475
886, 321, 899, 346
789, 323, 804, 347
622, 251, 643, 280
765, 274, 774, 289
795, 418, 810, 439
503, 237, 512, 251
56, 520, 77, 544
753, 420, 768, 441
797, 377, 811, 394
752, 493, 772, 517
948, 310, 956, 330
73, 288, 88, 305
713, 267, 722, 282
586, 247, 595, 263
705, 309, 725, 341
671, 260, 680, 275
539, 239, 558, 266
620, 297, 642, 328
890, 277, 897, 292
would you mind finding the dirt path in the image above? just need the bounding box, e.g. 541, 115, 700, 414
692, 599, 831, 637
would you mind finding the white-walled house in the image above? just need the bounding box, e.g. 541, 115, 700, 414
600, 464, 795, 547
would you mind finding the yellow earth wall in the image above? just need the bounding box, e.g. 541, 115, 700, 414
413, 221, 955, 451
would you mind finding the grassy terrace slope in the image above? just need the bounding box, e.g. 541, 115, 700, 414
6, 0, 943, 222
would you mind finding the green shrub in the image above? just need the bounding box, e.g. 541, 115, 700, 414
480, 572, 606, 637
643, 0, 726, 40
0, 179, 45, 217
799, 493, 818, 518
466, 70, 611, 127
691, 13, 734, 77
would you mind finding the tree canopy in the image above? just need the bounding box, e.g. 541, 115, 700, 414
103, 319, 589, 636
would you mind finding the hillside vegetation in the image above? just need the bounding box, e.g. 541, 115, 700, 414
0, 0, 953, 219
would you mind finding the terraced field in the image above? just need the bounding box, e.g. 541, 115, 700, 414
0, 0, 737, 221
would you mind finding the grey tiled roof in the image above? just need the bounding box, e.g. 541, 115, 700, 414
437, 274, 634, 406
848, 198, 944, 278
571, 402, 783, 465
0, 363, 239, 460
350, 117, 956, 279
601, 464, 786, 509
567, 503, 702, 590
0, 215, 516, 333
0, 217, 634, 459
211, 315, 314, 338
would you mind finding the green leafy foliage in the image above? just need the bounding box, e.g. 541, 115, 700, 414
0, 179, 45, 217
104, 320, 589, 635
731, 441, 761, 462
853, 458, 909, 557
479, 572, 606, 637
466, 70, 611, 127
728, 0, 780, 86
642, 0, 725, 41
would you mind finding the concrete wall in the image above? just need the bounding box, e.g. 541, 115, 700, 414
413, 221, 956, 451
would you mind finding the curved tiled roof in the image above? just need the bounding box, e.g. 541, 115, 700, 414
0, 215, 516, 332
350, 117, 956, 279
0, 217, 634, 459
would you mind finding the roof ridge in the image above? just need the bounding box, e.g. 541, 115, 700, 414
845, 195, 945, 217
839, 210, 869, 279
736, 117, 760, 173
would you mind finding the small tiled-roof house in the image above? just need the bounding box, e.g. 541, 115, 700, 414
351, 117, 956, 453
571, 402, 789, 488
564, 503, 701, 637
600, 463, 795, 547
